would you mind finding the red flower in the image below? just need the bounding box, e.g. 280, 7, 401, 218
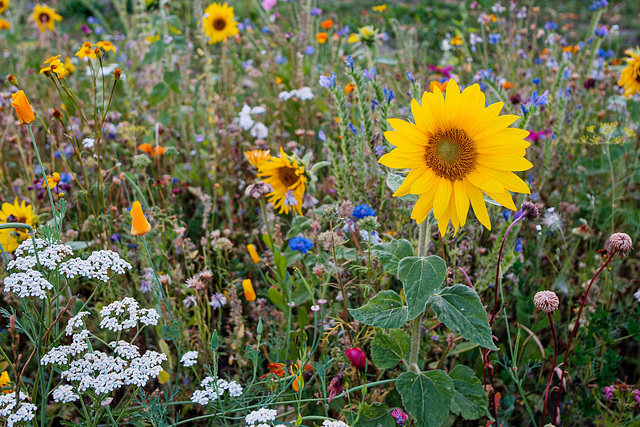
345, 347, 366, 371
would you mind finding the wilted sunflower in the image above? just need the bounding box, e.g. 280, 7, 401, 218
202, 2, 239, 44
32, 4, 62, 33
257, 148, 308, 215
618, 47, 640, 98
379, 79, 532, 235
0, 199, 35, 252
244, 149, 271, 168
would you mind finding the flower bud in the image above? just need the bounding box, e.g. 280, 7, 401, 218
345, 347, 367, 371
608, 232, 633, 256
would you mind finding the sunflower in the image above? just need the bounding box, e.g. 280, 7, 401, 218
32, 4, 62, 33
618, 47, 640, 98
257, 148, 308, 215
0, 199, 35, 252
202, 2, 239, 44
0, 0, 8, 14
379, 79, 532, 235
244, 149, 271, 168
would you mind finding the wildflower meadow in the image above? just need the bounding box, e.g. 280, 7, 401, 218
0, 0, 640, 425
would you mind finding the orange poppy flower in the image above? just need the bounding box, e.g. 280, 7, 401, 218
246, 244, 260, 263
242, 279, 256, 301
10, 91, 35, 125
130, 201, 151, 236
316, 32, 328, 44
320, 19, 333, 30
345, 83, 355, 94
138, 143, 166, 157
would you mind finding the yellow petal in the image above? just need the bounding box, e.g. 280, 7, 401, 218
453, 180, 469, 226
410, 168, 436, 194
433, 178, 452, 220
463, 178, 491, 230
411, 191, 435, 224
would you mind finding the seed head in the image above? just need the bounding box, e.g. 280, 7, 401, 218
608, 232, 633, 255
520, 200, 540, 221
533, 290, 560, 313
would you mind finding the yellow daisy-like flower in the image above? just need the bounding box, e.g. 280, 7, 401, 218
257, 148, 308, 215
32, 4, 62, 33
0, 371, 10, 394
379, 79, 532, 235
0, 199, 35, 252
0, 0, 8, 14
39, 58, 65, 76
618, 47, 640, 99
0, 19, 9, 30
244, 149, 271, 168
75, 41, 96, 59
372, 4, 387, 12
96, 41, 116, 53
202, 2, 239, 44
43, 172, 61, 189
63, 57, 75, 76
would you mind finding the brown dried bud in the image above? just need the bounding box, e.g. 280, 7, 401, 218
608, 232, 633, 255
51, 109, 63, 120
244, 182, 273, 199
519, 200, 540, 221
113, 68, 122, 81
7, 74, 18, 86
533, 290, 560, 313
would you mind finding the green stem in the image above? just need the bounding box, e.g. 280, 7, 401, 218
27, 124, 58, 238
408, 217, 431, 372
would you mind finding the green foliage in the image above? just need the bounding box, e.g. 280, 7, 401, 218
396, 370, 454, 427
370, 328, 410, 369
398, 255, 447, 320
349, 290, 408, 329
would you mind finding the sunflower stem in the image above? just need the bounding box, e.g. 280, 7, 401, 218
408, 217, 431, 372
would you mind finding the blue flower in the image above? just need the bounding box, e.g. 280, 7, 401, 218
502, 210, 511, 222
383, 87, 395, 103
288, 235, 314, 255
353, 204, 376, 219
319, 73, 337, 88
110, 233, 122, 243
488, 33, 501, 44
532, 78, 541, 85
406, 71, 414, 84
371, 99, 381, 111
530, 90, 550, 107
337, 25, 350, 36
304, 46, 315, 55
275, 54, 288, 64
544, 21, 558, 31
345, 55, 354, 71
348, 122, 358, 136
318, 130, 327, 142
514, 237, 523, 253
594, 26, 609, 37
363, 69, 372, 80
309, 6, 322, 16
589, 0, 608, 10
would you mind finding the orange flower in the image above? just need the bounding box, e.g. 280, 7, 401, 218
345, 83, 355, 94
130, 201, 151, 236
259, 361, 313, 391
138, 143, 166, 157
450, 36, 463, 47
429, 80, 448, 93
242, 279, 256, 301
275, 76, 282, 84
502, 81, 513, 90
244, 149, 271, 168
10, 91, 35, 125
320, 19, 333, 30
246, 244, 260, 263
316, 32, 328, 44
0, 371, 10, 394
489, 13, 497, 22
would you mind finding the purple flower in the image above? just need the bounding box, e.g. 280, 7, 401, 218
633, 390, 640, 406
488, 33, 501, 44
337, 25, 350, 36
318, 130, 327, 142
309, 6, 322, 16
406, 71, 414, 83
530, 90, 549, 108
603, 385, 615, 400
345, 347, 367, 371
544, 21, 558, 31
319, 73, 337, 88
81, 24, 92, 34
391, 409, 409, 426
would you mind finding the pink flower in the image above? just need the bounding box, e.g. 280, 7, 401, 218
633, 389, 640, 406
391, 409, 409, 425
262, 0, 277, 11
327, 372, 344, 403
345, 347, 367, 371
603, 385, 615, 400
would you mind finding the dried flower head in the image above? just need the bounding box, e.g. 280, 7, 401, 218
533, 290, 560, 313
519, 200, 540, 221
608, 232, 633, 255
245, 182, 274, 199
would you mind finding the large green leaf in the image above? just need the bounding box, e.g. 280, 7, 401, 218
355, 402, 396, 427
349, 290, 408, 329
396, 370, 454, 427
398, 256, 447, 320
371, 239, 414, 276
371, 328, 411, 369
164, 69, 182, 93
386, 174, 419, 202
429, 285, 498, 350
449, 365, 489, 420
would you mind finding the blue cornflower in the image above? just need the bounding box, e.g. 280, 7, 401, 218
261, 27, 269, 34
288, 235, 314, 255
406, 71, 414, 84
532, 78, 541, 85
319, 73, 337, 88
275, 54, 288, 64
337, 25, 350, 36
309, 6, 322, 16
353, 204, 376, 219
304, 46, 315, 55
488, 33, 501, 44
544, 21, 558, 31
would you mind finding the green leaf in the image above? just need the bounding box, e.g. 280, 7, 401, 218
285, 216, 313, 240
349, 290, 408, 329
429, 285, 498, 350
371, 328, 410, 369
371, 239, 414, 276
449, 365, 489, 420
142, 41, 166, 65
398, 256, 447, 320
267, 288, 287, 313
627, 99, 640, 123
163, 70, 182, 93
386, 174, 418, 202
396, 370, 454, 427
355, 402, 396, 427
149, 82, 170, 106
311, 161, 331, 174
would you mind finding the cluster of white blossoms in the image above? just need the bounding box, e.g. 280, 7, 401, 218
0, 392, 37, 427
245, 407, 277, 427
180, 351, 198, 367
3, 269, 53, 299
322, 421, 350, 427
278, 87, 314, 102
9, 239, 73, 271
58, 250, 132, 282
99, 297, 159, 332
52, 385, 79, 404
191, 376, 243, 406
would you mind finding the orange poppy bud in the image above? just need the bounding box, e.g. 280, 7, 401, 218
246, 244, 260, 263
345, 83, 355, 94
320, 19, 334, 30
242, 279, 256, 301
10, 91, 35, 125
316, 32, 328, 44
130, 201, 151, 236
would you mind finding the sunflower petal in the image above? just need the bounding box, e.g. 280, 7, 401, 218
433, 178, 452, 220
463, 178, 491, 230
453, 180, 469, 226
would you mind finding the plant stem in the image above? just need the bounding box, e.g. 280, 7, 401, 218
408, 218, 430, 372
27, 124, 58, 237
541, 311, 559, 427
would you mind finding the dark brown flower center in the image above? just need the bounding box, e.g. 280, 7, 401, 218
39, 13, 50, 23
213, 18, 226, 31
279, 167, 300, 187
425, 128, 476, 181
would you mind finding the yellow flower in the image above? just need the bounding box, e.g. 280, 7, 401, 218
97, 41, 116, 53
378, 79, 532, 235
244, 149, 271, 168
43, 172, 61, 189
0, 0, 8, 14
372, 4, 387, 12
0, 371, 10, 394
618, 47, 640, 98
63, 57, 75, 76
75, 41, 96, 59
10, 90, 35, 125
347, 33, 360, 43
0, 199, 35, 252
202, 2, 239, 44
257, 148, 308, 215
147, 34, 160, 43
0, 19, 10, 30
32, 4, 62, 33
246, 244, 260, 264
450, 36, 463, 47
355, 25, 378, 43
130, 201, 151, 236
242, 279, 256, 301
39, 58, 66, 76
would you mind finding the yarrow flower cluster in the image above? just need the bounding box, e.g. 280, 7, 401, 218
52, 385, 79, 403
0, 392, 37, 427
180, 351, 199, 367
245, 407, 277, 426
191, 376, 243, 405
58, 250, 132, 282
9, 239, 73, 271
3, 269, 53, 299
278, 87, 314, 101
99, 297, 159, 332
322, 421, 351, 427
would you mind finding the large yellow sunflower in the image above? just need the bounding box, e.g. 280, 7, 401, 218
379, 79, 532, 235
257, 148, 308, 215
244, 149, 271, 168
0, 199, 35, 252
202, 2, 239, 44
0, 0, 8, 14
32, 4, 62, 33
618, 48, 640, 99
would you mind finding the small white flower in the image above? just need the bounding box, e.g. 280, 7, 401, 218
180, 351, 199, 367
250, 122, 269, 139
82, 137, 95, 149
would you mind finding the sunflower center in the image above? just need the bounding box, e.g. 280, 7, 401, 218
279, 166, 300, 187
213, 18, 227, 31
425, 128, 477, 181
39, 13, 50, 23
